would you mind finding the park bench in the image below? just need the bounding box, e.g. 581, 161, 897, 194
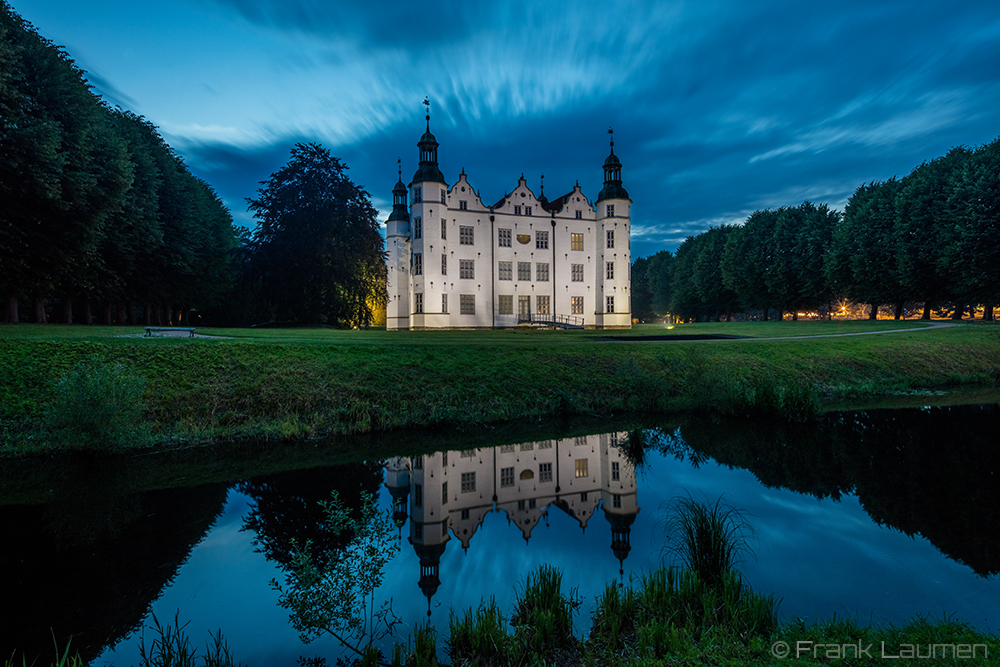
144, 326, 196, 338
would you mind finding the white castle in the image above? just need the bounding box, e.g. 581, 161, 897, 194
386, 106, 633, 330
384, 433, 640, 615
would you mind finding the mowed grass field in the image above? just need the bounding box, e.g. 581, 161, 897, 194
2, 320, 999, 455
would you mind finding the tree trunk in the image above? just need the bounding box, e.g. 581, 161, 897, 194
984, 304, 994, 322
868, 303, 878, 320
34, 298, 47, 323
921, 302, 932, 320
83, 297, 93, 324
792, 311, 798, 321
144, 304, 152, 326
126, 302, 136, 325
893, 302, 904, 320
102, 302, 113, 326
761, 308, 768, 322
115, 303, 125, 325
951, 304, 964, 320
6, 295, 17, 324
62, 296, 73, 324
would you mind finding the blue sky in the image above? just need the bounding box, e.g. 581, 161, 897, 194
12, 0, 1000, 258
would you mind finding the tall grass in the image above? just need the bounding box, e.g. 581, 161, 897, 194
136, 612, 244, 667
659, 494, 756, 589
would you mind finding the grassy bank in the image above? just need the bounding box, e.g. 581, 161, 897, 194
2, 321, 999, 456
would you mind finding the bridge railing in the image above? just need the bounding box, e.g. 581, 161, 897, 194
517, 312, 585, 329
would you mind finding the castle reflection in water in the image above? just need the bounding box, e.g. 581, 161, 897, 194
384, 432, 640, 613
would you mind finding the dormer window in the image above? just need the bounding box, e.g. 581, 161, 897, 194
606, 204, 615, 217
414, 187, 422, 203
514, 205, 522, 215
525, 206, 532, 216
575, 210, 582, 219
459, 200, 467, 210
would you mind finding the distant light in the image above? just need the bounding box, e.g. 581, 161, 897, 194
666, 325, 674, 330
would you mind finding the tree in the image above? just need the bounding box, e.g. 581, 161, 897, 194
646, 250, 674, 317
826, 179, 906, 319
630, 256, 655, 322
721, 209, 781, 319
691, 225, 740, 321
894, 148, 970, 319
942, 138, 1000, 320
248, 144, 386, 326
767, 202, 839, 319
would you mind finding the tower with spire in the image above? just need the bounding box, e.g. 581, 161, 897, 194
386, 103, 632, 330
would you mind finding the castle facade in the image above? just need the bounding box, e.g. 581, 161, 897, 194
386, 111, 632, 330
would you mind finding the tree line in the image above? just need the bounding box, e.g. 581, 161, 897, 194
1, 1, 236, 325
633, 139, 1000, 322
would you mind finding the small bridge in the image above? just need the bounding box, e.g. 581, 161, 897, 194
517, 313, 584, 329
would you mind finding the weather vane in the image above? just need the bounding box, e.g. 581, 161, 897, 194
608, 126, 614, 149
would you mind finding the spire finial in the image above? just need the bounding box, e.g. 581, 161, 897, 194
540, 172, 545, 197
424, 97, 431, 131
397, 157, 402, 180
608, 126, 615, 153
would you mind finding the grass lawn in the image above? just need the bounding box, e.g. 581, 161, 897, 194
2, 320, 998, 456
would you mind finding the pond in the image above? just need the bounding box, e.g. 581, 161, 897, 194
1, 403, 998, 665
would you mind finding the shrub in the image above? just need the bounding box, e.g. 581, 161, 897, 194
44, 359, 151, 452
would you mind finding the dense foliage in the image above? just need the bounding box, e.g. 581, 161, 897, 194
635, 139, 1000, 321
243, 143, 387, 327
0, 1, 236, 325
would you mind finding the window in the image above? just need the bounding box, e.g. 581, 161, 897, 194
441, 220, 447, 240
518, 295, 530, 317
517, 262, 531, 281
498, 294, 513, 314
442, 481, 448, 503
498, 261, 512, 281
539, 440, 552, 449
525, 206, 532, 216
461, 449, 476, 458
514, 205, 522, 215
414, 523, 422, 539
536, 231, 548, 249
575, 210, 582, 219
442, 523, 448, 537
413, 217, 422, 239
581, 491, 588, 501
441, 254, 447, 275
521, 443, 533, 451
517, 500, 525, 511
459, 200, 467, 210
529, 498, 536, 509
606, 230, 614, 248
575, 458, 589, 478
606, 296, 614, 313
606, 204, 615, 217
501, 467, 514, 487
413, 455, 423, 469
460, 294, 475, 314
442, 451, 448, 466
459, 259, 474, 279
414, 292, 423, 314
612, 461, 620, 481
571, 296, 583, 314
441, 189, 446, 203
613, 494, 622, 509
461, 471, 476, 492
536, 262, 549, 282
460, 226, 474, 245
539, 462, 552, 482
606, 261, 614, 280
413, 253, 422, 275
536, 295, 550, 315
461, 508, 470, 520
413, 483, 423, 507
571, 233, 583, 251
414, 187, 421, 203
571, 264, 583, 282
498, 228, 511, 247
500, 444, 515, 453
442, 294, 448, 313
